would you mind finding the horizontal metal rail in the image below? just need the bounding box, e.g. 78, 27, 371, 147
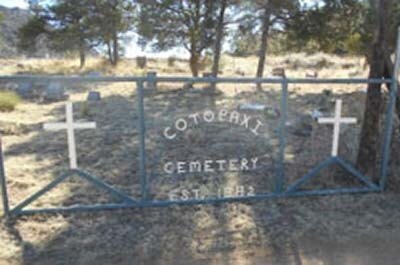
14, 186, 380, 216
0, 75, 393, 84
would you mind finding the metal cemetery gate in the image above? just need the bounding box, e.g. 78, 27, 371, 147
1, 39, 399, 217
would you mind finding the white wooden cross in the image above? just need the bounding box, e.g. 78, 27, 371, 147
43, 102, 96, 169
318, 99, 357, 157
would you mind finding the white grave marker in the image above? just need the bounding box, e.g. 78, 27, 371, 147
318, 99, 357, 157
43, 102, 96, 169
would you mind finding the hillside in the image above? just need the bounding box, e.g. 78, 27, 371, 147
0, 5, 30, 58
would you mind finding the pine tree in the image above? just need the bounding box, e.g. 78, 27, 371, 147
137, 0, 218, 76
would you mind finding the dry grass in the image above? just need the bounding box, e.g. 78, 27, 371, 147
1, 53, 400, 265
0, 53, 367, 78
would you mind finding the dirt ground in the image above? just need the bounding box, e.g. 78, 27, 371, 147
1, 55, 400, 264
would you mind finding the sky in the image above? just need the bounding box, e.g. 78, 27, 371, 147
0, 0, 28, 9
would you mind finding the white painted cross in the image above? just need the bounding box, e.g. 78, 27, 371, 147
43, 102, 96, 169
318, 99, 357, 157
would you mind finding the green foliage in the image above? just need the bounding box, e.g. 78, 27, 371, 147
137, 0, 217, 51
17, 16, 47, 54
344, 33, 364, 55
230, 16, 260, 56
0, 91, 21, 112
230, 0, 301, 56
136, 0, 220, 75
167, 56, 176, 67
18, 0, 134, 65
91, 0, 135, 65
284, 0, 400, 55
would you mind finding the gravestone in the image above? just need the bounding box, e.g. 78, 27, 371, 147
4, 82, 18, 90
16, 82, 34, 98
137, 56, 147, 68
235, 69, 245, 76
183, 82, 193, 90
87, 91, 101, 101
168, 56, 176, 67
44, 82, 67, 101
86, 71, 102, 77
146, 71, 157, 90
272, 67, 286, 77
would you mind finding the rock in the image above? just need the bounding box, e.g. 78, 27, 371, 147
342, 62, 355, 69
87, 91, 101, 101
238, 103, 266, 111
235, 69, 245, 76
305, 70, 318, 78
272, 67, 286, 77
311, 109, 324, 121
16, 82, 33, 98
44, 82, 67, 101
183, 82, 193, 90
202, 87, 223, 96
286, 115, 313, 137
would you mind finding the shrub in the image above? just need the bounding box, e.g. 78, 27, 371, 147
0, 91, 21, 112
167, 56, 176, 67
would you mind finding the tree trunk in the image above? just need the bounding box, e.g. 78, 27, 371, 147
112, 31, 119, 66
211, 0, 227, 79
79, 48, 86, 68
190, 51, 200, 77
357, 0, 387, 181
256, 5, 271, 90
383, 52, 400, 124
357, 46, 384, 179
107, 40, 114, 65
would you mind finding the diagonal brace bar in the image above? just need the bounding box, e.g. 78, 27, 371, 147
73, 169, 136, 203
286, 157, 336, 193
10, 171, 73, 215
335, 157, 379, 189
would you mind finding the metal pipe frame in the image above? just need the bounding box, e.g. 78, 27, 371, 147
0, 73, 397, 217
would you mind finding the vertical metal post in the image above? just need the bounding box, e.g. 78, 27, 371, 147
137, 80, 148, 201
276, 78, 288, 193
0, 134, 10, 216
380, 27, 400, 190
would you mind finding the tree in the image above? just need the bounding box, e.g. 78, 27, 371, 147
256, 2, 272, 85
18, 0, 99, 68
357, 0, 399, 179
92, 0, 135, 65
257, 0, 300, 83
285, 0, 367, 54
211, 0, 227, 79
18, 16, 48, 55
19, 0, 135, 67
137, 0, 218, 76
230, 0, 299, 87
